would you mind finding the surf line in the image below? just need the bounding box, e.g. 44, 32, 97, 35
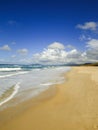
0, 82, 20, 106
0, 71, 28, 79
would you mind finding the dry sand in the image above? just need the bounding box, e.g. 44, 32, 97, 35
1, 67, 98, 130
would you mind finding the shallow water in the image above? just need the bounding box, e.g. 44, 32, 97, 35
0, 64, 70, 109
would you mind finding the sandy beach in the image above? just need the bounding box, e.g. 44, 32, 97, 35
1, 67, 98, 130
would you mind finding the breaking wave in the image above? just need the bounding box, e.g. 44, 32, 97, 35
0, 68, 22, 72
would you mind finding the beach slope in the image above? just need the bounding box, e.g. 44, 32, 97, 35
1, 67, 98, 130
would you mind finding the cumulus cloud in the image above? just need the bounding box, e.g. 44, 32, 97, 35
48, 42, 65, 50
85, 50, 98, 62
33, 49, 66, 64
86, 39, 98, 49
17, 48, 28, 55
76, 21, 98, 31
0, 45, 11, 51
32, 40, 98, 64
33, 42, 84, 64
84, 39, 98, 62
33, 42, 66, 64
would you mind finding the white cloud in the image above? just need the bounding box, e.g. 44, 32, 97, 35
86, 39, 98, 49
84, 39, 98, 62
32, 40, 98, 64
33, 42, 83, 64
48, 42, 65, 50
33, 42, 67, 64
33, 48, 67, 64
0, 45, 11, 51
76, 21, 98, 31
17, 48, 28, 55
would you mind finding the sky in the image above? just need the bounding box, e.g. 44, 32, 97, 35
0, 0, 98, 64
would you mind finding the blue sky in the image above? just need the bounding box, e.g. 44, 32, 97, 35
0, 0, 98, 64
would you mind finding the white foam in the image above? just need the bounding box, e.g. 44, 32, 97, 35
0, 82, 20, 106
0, 68, 22, 72
0, 71, 28, 78
40, 83, 54, 86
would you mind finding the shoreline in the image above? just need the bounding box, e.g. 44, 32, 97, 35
0, 78, 59, 127
1, 67, 98, 130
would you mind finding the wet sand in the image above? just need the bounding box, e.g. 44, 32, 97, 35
1, 67, 98, 130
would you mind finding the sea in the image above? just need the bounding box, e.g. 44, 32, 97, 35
0, 64, 70, 110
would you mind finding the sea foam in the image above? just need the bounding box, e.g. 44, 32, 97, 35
0, 68, 22, 72
0, 82, 20, 106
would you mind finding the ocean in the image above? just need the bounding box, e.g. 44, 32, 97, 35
0, 64, 70, 109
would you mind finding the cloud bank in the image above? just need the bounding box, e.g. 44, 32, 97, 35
32, 40, 98, 65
